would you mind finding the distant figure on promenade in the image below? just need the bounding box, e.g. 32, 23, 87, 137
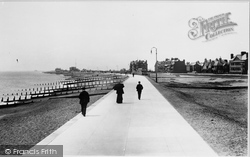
132, 73, 135, 77
79, 87, 90, 117
113, 82, 124, 103
136, 81, 143, 100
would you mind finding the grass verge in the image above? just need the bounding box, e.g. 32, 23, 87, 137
147, 76, 248, 156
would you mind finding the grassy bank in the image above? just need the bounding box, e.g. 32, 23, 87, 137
147, 76, 248, 156
0, 89, 111, 153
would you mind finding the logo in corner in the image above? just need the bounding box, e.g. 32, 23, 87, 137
188, 12, 237, 41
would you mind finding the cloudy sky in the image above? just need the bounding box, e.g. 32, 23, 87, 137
0, 1, 249, 71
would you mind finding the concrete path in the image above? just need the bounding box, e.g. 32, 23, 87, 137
37, 75, 218, 156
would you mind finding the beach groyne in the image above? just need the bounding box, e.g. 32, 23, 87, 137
0, 73, 128, 107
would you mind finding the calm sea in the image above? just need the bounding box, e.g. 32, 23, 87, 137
0, 71, 68, 98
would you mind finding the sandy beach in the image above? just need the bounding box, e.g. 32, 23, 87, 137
0, 88, 112, 154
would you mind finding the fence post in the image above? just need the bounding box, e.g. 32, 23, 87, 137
7, 97, 9, 105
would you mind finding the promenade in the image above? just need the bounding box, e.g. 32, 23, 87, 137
37, 75, 218, 156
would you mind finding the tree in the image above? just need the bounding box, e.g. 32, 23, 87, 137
69, 67, 80, 72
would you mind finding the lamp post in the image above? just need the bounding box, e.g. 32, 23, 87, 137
151, 47, 158, 83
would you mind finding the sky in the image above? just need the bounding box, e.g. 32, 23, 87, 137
0, 1, 249, 71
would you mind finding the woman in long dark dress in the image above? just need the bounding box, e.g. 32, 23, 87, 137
113, 82, 124, 103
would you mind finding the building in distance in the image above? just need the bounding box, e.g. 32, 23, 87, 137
130, 60, 148, 75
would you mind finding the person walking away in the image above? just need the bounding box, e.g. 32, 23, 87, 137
79, 87, 90, 117
113, 82, 124, 103
136, 81, 143, 100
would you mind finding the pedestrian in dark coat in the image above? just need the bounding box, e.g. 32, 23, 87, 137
136, 81, 143, 100
113, 82, 124, 103
79, 87, 90, 117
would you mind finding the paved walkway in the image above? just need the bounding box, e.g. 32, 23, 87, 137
37, 75, 218, 156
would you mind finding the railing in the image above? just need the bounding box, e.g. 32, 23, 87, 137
0, 74, 128, 107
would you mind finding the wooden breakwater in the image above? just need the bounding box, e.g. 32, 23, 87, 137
0, 74, 128, 107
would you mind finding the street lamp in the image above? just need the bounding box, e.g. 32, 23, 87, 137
151, 47, 158, 82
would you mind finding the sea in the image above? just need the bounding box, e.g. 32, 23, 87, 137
0, 71, 69, 100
